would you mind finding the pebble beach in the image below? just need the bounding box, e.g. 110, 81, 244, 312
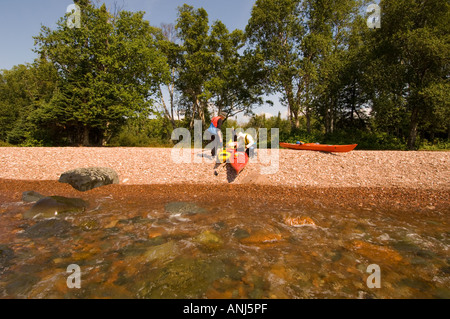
0, 147, 449, 189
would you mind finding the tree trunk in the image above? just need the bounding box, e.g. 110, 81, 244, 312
305, 106, 311, 134
189, 96, 197, 130
290, 112, 299, 131
199, 99, 206, 127
170, 82, 175, 123
283, 81, 299, 130
330, 110, 334, 134
304, 75, 311, 134
82, 126, 90, 146
287, 104, 291, 122
351, 82, 356, 126
159, 86, 176, 129
407, 107, 419, 150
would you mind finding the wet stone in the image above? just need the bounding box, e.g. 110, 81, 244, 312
415, 249, 436, 259
350, 240, 403, 264
23, 196, 88, 219
284, 216, 316, 227
331, 250, 344, 262
239, 230, 283, 245
136, 257, 226, 299
21, 219, 74, 239
399, 278, 433, 291
247, 275, 270, 299
103, 227, 121, 236
22, 191, 46, 203
113, 270, 130, 286
392, 241, 437, 261
213, 221, 227, 231
433, 287, 450, 299
439, 266, 450, 275
232, 228, 250, 239
118, 238, 168, 258
164, 202, 208, 215
143, 241, 179, 263
79, 219, 101, 231
118, 216, 150, 225
5, 274, 40, 297
357, 290, 376, 299
0, 245, 14, 271
194, 231, 223, 250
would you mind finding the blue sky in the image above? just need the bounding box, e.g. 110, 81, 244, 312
0, 0, 255, 70
0, 0, 287, 120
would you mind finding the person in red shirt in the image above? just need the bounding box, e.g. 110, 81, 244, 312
208, 112, 227, 157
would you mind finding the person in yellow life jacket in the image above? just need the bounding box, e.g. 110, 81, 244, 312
208, 112, 227, 158
237, 132, 255, 158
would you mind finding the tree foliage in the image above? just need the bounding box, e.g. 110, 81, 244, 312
31, 1, 169, 145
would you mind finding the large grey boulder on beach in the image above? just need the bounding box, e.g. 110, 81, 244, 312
59, 167, 119, 192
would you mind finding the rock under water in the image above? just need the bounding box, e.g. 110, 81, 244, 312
22, 191, 46, 203
21, 219, 74, 239
0, 245, 15, 272
23, 196, 88, 219
164, 202, 208, 215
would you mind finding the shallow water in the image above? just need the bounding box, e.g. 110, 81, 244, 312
0, 188, 449, 299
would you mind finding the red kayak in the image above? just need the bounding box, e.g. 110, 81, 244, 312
226, 148, 249, 173
279, 142, 357, 153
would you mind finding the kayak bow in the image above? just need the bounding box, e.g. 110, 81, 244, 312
226, 148, 249, 173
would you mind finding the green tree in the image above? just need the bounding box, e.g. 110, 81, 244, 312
175, 4, 214, 129
246, 0, 304, 130
0, 61, 58, 145
368, 0, 449, 149
246, 0, 365, 133
207, 21, 264, 118
158, 23, 181, 128
175, 4, 264, 129
33, 1, 169, 145
301, 0, 367, 135
0, 65, 31, 142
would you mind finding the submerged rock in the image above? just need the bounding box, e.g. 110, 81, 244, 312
350, 240, 404, 264
79, 219, 101, 231
5, 274, 41, 297
23, 196, 88, 219
284, 216, 316, 227
232, 228, 250, 240
22, 219, 74, 239
239, 230, 283, 245
117, 238, 169, 259
22, 191, 46, 203
0, 245, 14, 272
143, 241, 179, 263
194, 231, 223, 250
164, 202, 207, 215
137, 257, 226, 299
59, 167, 119, 192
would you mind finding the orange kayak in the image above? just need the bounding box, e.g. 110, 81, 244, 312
226, 148, 249, 173
279, 143, 357, 153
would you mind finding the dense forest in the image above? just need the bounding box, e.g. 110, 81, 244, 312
0, 0, 448, 150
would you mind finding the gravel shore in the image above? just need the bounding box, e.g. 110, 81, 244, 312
0, 147, 449, 189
